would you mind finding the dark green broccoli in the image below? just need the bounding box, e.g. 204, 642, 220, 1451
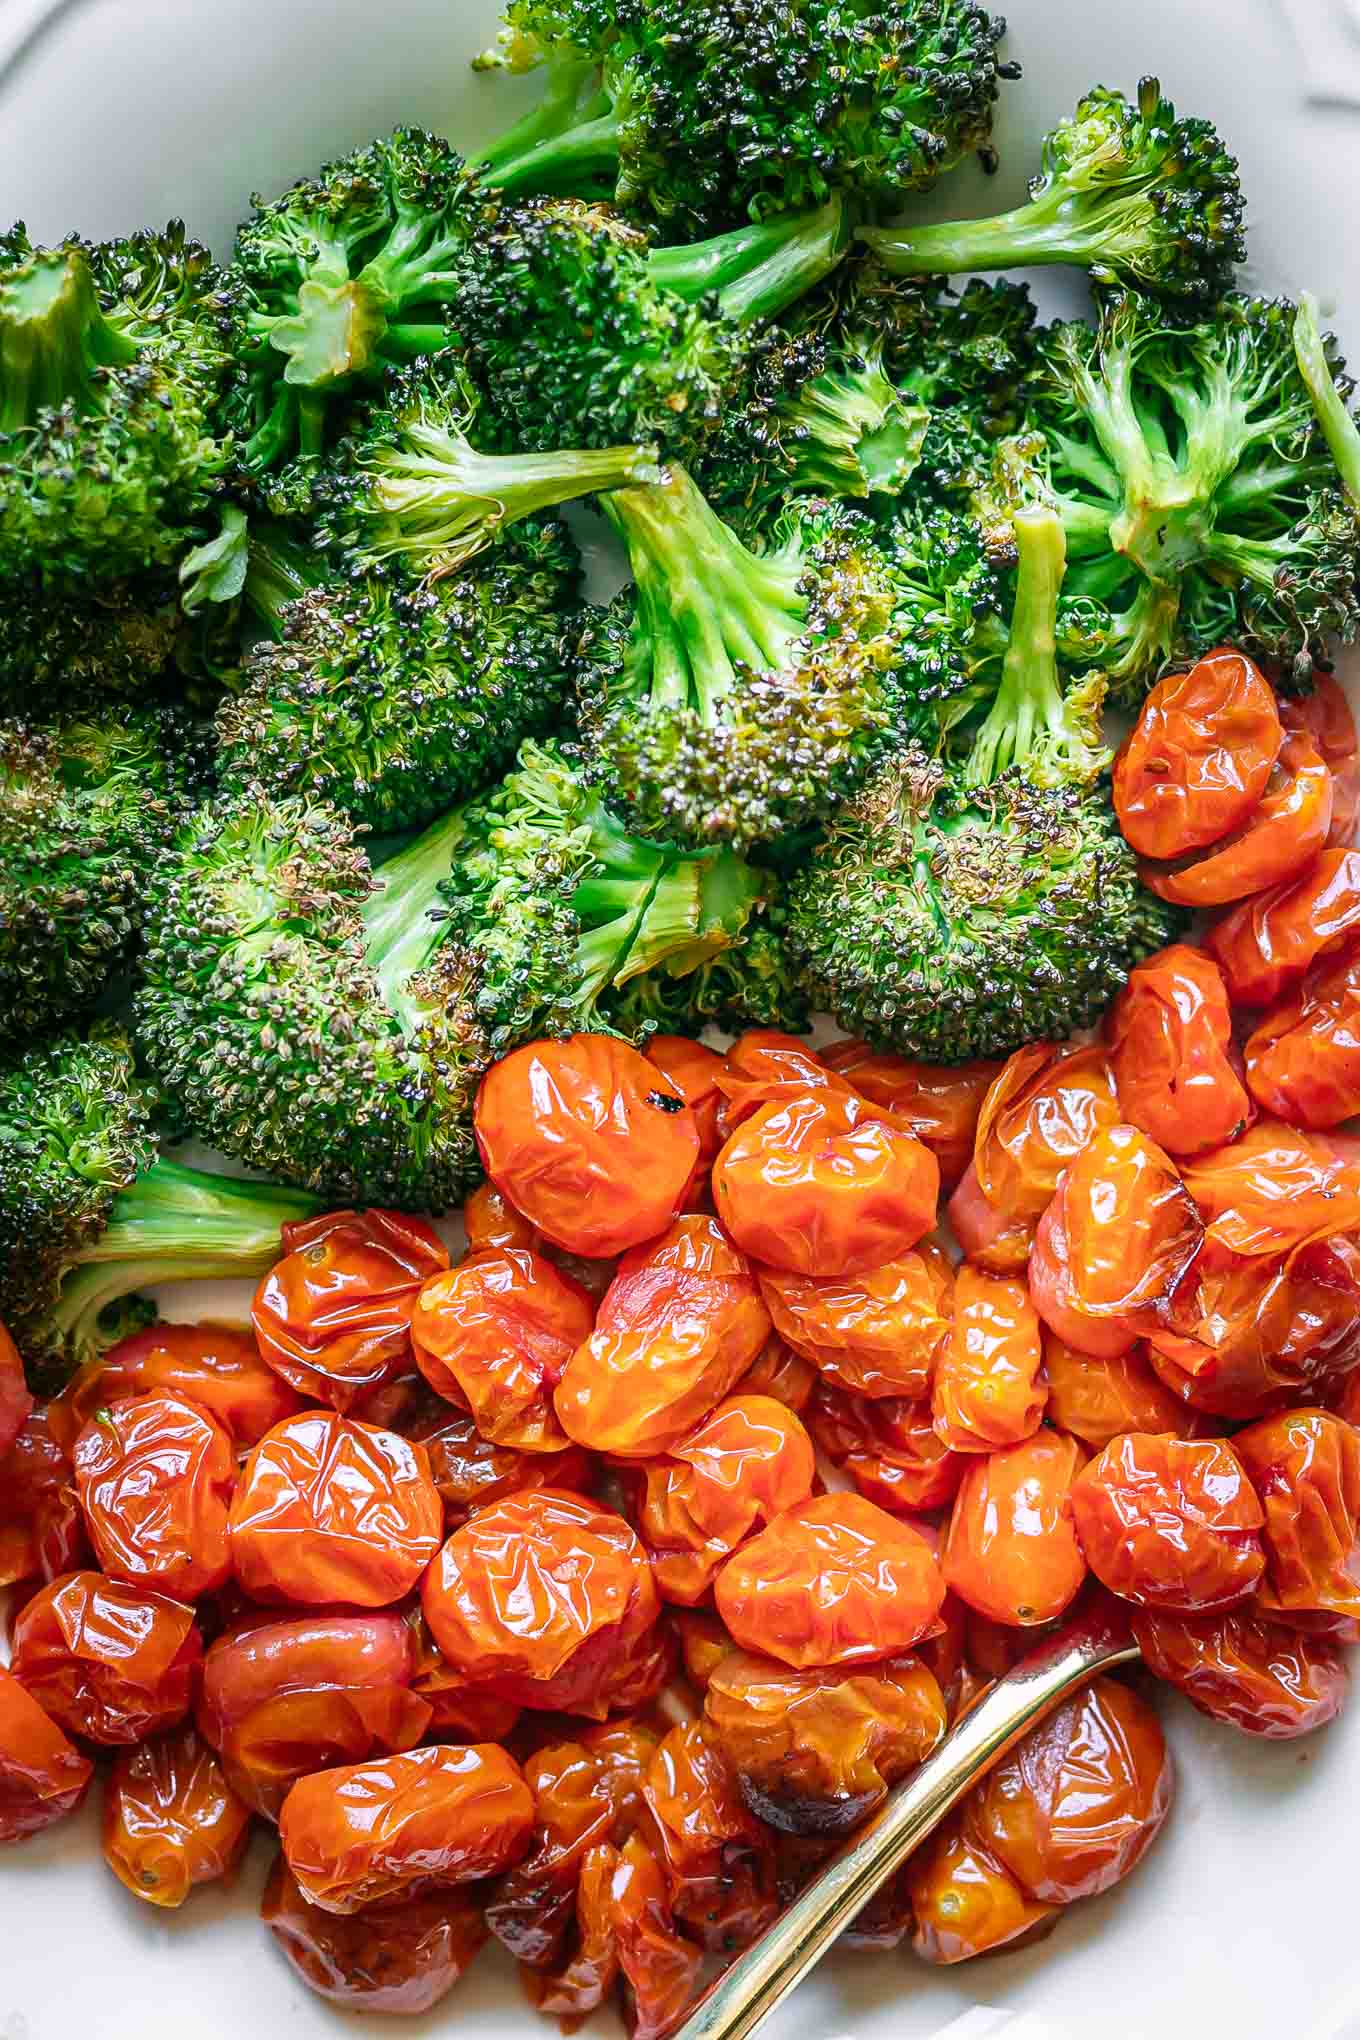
136, 740, 771, 1205
0, 569, 189, 714
0, 1024, 322, 1393
863, 78, 1245, 303
602, 901, 812, 1035
871, 273, 1038, 501
471, 0, 1015, 231
785, 505, 1183, 1061
0, 222, 231, 581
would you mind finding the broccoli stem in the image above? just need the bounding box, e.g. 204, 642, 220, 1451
364, 806, 473, 1027
472, 54, 610, 181
0, 247, 140, 430
861, 185, 1155, 281
965, 505, 1067, 785
782, 352, 928, 497
482, 105, 624, 196
1294, 292, 1360, 510
648, 199, 851, 324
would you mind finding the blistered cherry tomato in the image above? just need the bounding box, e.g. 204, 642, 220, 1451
637, 1395, 816, 1605
263, 1856, 487, 2014
1113, 650, 1282, 859
280, 1742, 532, 1914
103, 1723, 250, 1907
11, 1571, 201, 1746
704, 1648, 945, 1836
643, 1035, 731, 1164
406, 1613, 522, 1743
675, 1610, 735, 1692
1233, 1409, 1360, 1622
713, 1032, 843, 1129
1070, 1433, 1264, 1611
807, 1382, 966, 1514
412, 1248, 594, 1454
252, 1209, 448, 1411
946, 1162, 1037, 1275
1207, 846, 1360, 1006
757, 1247, 953, 1400
908, 1815, 1059, 1965
822, 1041, 1003, 1189
1130, 1604, 1347, 1737
0, 1664, 92, 1842
736, 1336, 817, 1413
643, 1720, 778, 1951
72, 1391, 234, 1601
1181, 1120, 1360, 1260
1142, 732, 1332, 907
1041, 1336, 1205, 1448
51, 1322, 302, 1454
409, 1407, 591, 1528
1105, 945, 1251, 1158
1285, 677, 1360, 847
1245, 943, 1360, 1129
533, 1832, 702, 2040
965, 1675, 1171, 1903
422, 1489, 659, 1716
475, 1035, 699, 1257
0, 1409, 85, 1587
229, 1411, 442, 1608
713, 1091, 939, 1278
715, 1493, 945, 1670
464, 1180, 540, 1252
973, 1042, 1121, 1223
554, 1216, 770, 1459
943, 1431, 1088, 1626
0, 1319, 32, 1461
934, 1265, 1046, 1452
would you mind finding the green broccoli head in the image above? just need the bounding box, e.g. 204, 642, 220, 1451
0, 222, 231, 580
0, 570, 189, 714
602, 899, 812, 1036
875, 499, 1007, 733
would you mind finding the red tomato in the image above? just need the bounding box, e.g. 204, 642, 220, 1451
1041, 1336, 1208, 1449
72, 1391, 235, 1601
1142, 732, 1332, 907
933, 1264, 1047, 1452
1131, 1604, 1347, 1737
757, 1246, 953, 1400
0, 1409, 85, 1588
10, 1572, 202, 1746
408, 1407, 592, 1529
946, 1162, 1036, 1275
463, 1181, 540, 1253
735, 1336, 817, 1413
972, 1042, 1120, 1223
642, 1720, 778, 1951
807, 1381, 966, 1515
821, 1042, 1003, 1190
103, 1723, 251, 1907
942, 1431, 1088, 1626
263, 1857, 487, 2014
0, 1664, 93, 1842
713, 1032, 843, 1129
50, 1322, 303, 1453
1207, 846, 1360, 1006
412, 1248, 594, 1454
1181, 1120, 1360, 1260
0, 1319, 32, 1462
1070, 1433, 1265, 1612
1105, 944, 1252, 1157
1233, 1408, 1360, 1623
1113, 650, 1282, 859
645, 1034, 726, 1187
1245, 943, 1360, 1129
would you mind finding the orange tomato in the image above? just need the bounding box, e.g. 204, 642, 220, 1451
942, 1431, 1088, 1626
72, 1391, 235, 1601
757, 1247, 953, 1400
933, 1264, 1046, 1452
1207, 846, 1360, 1006
1112, 649, 1282, 859
1041, 1336, 1207, 1448
821, 1041, 1003, 1188
0, 1663, 93, 1842
908, 1815, 1059, 1964
972, 1042, 1120, 1222
11, 1571, 202, 1746
1141, 732, 1332, 907
103, 1723, 251, 1908
1245, 942, 1360, 1129
806, 1382, 967, 1515
51, 1322, 301, 1454
1070, 1433, 1265, 1612
411, 1248, 595, 1454
1105, 944, 1252, 1158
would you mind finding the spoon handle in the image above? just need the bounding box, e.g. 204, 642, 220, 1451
664, 1601, 1139, 2040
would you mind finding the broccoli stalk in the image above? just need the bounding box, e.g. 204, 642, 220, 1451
471, 39, 622, 197
861, 78, 1245, 303
1294, 292, 1360, 510
647, 202, 853, 322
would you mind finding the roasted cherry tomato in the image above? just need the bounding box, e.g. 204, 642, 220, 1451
1105, 944, 1252, 1158
715, 1493, 945, 1669
642, 1720, 778, 1951
252, 1208, 448, 1412
806, 1381, 966, 1514
52, 1322, 301, 1454
409, 1407, 591, 1528
1233, 1409, 1360, 1622
1113, 650, 1282, 860
11, 1571, 202, 1746
942, 1431, 1088, 1627
475, 1035, 699, 1258
934, 1264, 1046, 1452
1207, 846, 1360, 1006
412, 1248, 594, 1454
636, 1395, 816, 1605
1041, 1336, 1206, 1448
229, 1411, 442, 1609
72, 1391, 235, 1601
263, 1856, 487, 2014
645, 1034, 726, 1159
946, 1162, 1038, 1275
675, 1610, 736, 1693
965, 1675, 1171, 1903
1244, 943, 1360, 1129
713, 1091, 939, 1278
822, 1041, 1003, 1190
713, 1032, 843, 1130
0, 1409, 86, 1587
1130, 1604, 1347, 1737
1070, 1433, 1264, 1612
1029, 1124, 1202, 1358
553, 1216, 770, 1460
0, 1319, 32, 1462
735, 1335, 817, 1413
0, 1664, 92, 1842
704, 1648, 945, 1837
908, 1814, 1059, 1965
280, 1742, 533, 1914
972, 1041, 1121, 1224
198, 1610, 431, 1819
1284, 676, 1360, 847
532, 1832, 702, 2040
1142, 732, 1332, 907
464, 1180, 541, 1252
422, 1489, 659, 1716
757, 1246, 953, 1400
103, 1722, 250, 1907
1180, 1119, 1360, 1260
406, 1613, 522, 1743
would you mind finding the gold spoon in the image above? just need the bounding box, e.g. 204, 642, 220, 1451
664, 1597, 1139, 2040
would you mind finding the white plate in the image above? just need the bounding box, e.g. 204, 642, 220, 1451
4, 3, 1360, 2036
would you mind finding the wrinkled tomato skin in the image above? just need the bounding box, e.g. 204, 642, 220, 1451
757, 1248, 953, 1401
1245, 944, 1360, 1130
1147, 1242, 1360, 1420
675, 1610, 736, 1692
1041, 1337, 1207, 1449
406, 1614, 522, 1743
475, 1035, 700, 1258
946, 1163, 1035, 1275
279, 1742, 533, 1915
103, 1723, 251, 1908
908, 1815, 1060, 1965
642, 1720, 778, 1951
229, 1411, 442, 1609
807, 1382, 966, 1514
1142, 731, 1332, 907
1113, 650, 1282, 860
412, 1248, 594, 1454
965, 1675, 1172, 1904
1070, 1433, 1265, 1613
0, 1319, 32, 1462
1282, 675, 1358, 768
51, 1322, 301, 1454
934, 1265, 1046, 1452
421, 1489, 659, 1717
704, 1648, 945, 1837
553, 1216, 771, 1460
463, 1180, 541, 1253
1233, 1409, 1360, 1621
1207, 847, 1360, 1007
1106, 945, 1252, 1158
942, 1431, 1088, 1627
548, 1832, 702, 2040
736, 1336, 817, 1413
973, 1043, 1121, 1223
713, 1032, 843, 1130
263, 1856, 487, 2014
1180, 1120, 1360, 1260
10, 1571, 202, 1746
1131, 1605, 1347, 1737
712, 1092, 939, 1278
637, 1395, 816, 1604
716, 1493, 945, 1670
0, 1664, 93, 1842
0, 1409, 86, 1588
409, 1408, 591, 1529
646, 1034, 727, 1167
821, 1042, 1003, 1189
252, 1209, 449, 1411
72, 1391, 235, 1601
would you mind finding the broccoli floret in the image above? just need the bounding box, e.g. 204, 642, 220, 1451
0, 1024, 321, 1393
602, 898, 812, 1035
0, 569, 190, 714
873, 274, 1038, 500
863, 77, 1245, 304
786, 504, 1183, 1060
214, 518, 580, 832
0, 222, 231, 581
471, 0, 1015, 231
872, 500, 1007, 734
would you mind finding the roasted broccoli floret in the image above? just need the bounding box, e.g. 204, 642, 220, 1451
786, 505, 1183, 1060
472, 0, 1015, 231
603, 901, 812, 1035
863, 78, 1245, 303
0, 569, 190, 713
136, 741, 770, 1204
0, 222, 231, 581
214, 519, 579, 831
0, 1024, 321, 1393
